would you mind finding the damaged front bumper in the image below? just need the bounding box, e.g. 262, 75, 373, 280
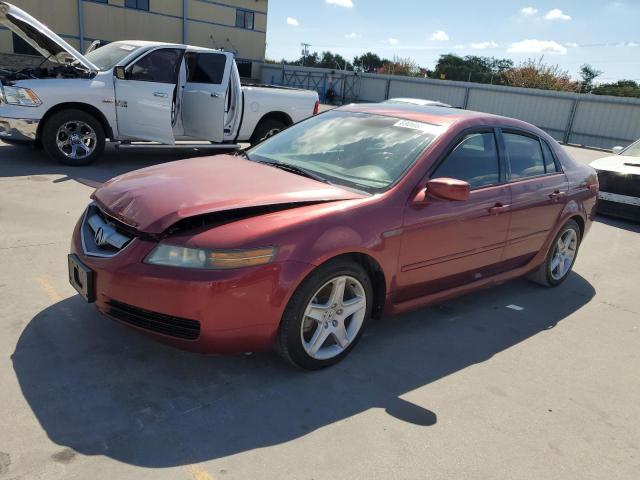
0, 116, 39, 141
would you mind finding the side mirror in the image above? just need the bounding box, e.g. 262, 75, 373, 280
612, 146, 624, 155
426, 177, 471, 201
114, 66, 126, 80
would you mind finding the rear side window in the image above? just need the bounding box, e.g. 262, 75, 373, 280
128, 48, 182, 83
504, 133, 545, 179
541, 140, 559, 173
186, 53, 227, 84
432, 132, 500, 189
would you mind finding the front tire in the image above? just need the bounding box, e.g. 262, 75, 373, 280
277, 260, 373, 370
42, 109, 105, 166
528, 219, 581, 287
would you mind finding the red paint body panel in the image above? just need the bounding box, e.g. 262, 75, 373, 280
71, 105, 598, 355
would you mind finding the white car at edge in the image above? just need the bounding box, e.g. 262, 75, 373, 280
0, 2, 319, 165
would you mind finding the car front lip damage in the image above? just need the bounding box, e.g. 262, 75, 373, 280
70, 216, 314, 355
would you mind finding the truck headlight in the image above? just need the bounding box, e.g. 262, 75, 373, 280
145, 244, 277, 269
1, 86, 42, 106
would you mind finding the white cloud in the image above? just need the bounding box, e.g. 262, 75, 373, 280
565, 42, 579, 47
429, 30, 449, 41
344, 32, 361, 39
544, 9, 572, 20
520, 6, 538, 16
628, 41, 640, 47
326, 0, 353, 7
508, 39, 568, 54
388, 37, 399, 45
286, 17, 299, 26
471, 40, 499, 49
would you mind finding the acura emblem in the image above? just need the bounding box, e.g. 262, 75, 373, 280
94, 226, 108, 247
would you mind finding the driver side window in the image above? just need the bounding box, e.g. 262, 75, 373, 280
432, 132, 500, 189
128, 48, 183, 83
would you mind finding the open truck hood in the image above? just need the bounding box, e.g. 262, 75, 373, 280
92, 155, 367, 234
0, 2, 98, 73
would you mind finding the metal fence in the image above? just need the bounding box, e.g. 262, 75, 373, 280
261, 63, 640, 150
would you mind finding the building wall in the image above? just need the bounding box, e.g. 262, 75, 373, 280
0, 0, 267, 78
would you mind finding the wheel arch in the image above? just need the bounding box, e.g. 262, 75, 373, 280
250, 111, 293, 138
37, 102, 114, 141
300, 252, 387, 320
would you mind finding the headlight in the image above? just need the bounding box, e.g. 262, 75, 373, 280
1, 86, 42, 106
144, 244, 277, 269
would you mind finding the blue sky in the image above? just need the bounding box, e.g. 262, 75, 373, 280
265, 0, 640, 82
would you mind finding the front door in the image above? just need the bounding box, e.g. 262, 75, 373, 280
396, 130, 512, 302
500, 131, 569, 264
115, 47, 184, 143
181, 51, 233, 142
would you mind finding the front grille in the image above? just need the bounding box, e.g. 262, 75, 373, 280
81, 204, 135, 258
106, 300, 201, 340
597, 200, 640, 222
597, 171, 640, 197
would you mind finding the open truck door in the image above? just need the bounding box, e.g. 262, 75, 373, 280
114, 47, 184, 144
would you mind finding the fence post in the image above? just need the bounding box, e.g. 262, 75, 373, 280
385, 79, 391, 100
463, 87, 471, 109
564, 98, 579, 144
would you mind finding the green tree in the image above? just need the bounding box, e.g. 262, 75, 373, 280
434, 54, 513, 84
353, 52, 386, 72
503, 58, 579, 92
592, 80, 640, 98
579, 64, 603, 93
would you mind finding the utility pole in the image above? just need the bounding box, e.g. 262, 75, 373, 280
301, 43, 311, 66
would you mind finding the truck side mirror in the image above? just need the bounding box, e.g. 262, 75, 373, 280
114, 66, 126, 80
612, 146, 624, 155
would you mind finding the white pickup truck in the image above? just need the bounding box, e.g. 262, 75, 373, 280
0, 2, 319, 165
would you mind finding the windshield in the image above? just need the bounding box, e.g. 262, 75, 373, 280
85, 42, 140, 70
621, 139, 640, 157
246, 111, 441, 193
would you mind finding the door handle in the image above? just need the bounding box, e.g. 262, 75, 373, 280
210, 93, 220, 98
153, 92, 168, 98
489, 202, 511, 214
548, 190, 567, 199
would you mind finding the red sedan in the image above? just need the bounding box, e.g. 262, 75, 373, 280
68, 104, 598, 369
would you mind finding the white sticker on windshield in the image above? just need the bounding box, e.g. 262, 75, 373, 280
119, 45, 136, 51
394, 119, 438, 133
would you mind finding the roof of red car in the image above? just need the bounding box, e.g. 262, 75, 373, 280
338, 103, 500, 127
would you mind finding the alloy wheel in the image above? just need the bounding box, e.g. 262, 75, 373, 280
55, 121, 97, 160
300, 275, 367, 360
549, 228, 578, 281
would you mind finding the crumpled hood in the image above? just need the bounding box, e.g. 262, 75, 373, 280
590, 155, 640, 175
92, 155, 366, 234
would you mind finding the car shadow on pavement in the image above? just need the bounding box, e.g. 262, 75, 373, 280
0, 142, 232, 188
595, 214, 640, 233
12, 273, 594, 467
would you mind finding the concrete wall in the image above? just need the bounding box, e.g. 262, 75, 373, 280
0, 0, 267, 78
262, 64, 640, 150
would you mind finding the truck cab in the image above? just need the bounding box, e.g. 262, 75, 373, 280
0, 2, 319, 165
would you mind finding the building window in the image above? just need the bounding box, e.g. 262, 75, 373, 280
235, 9, 254, 30
86, 0, 108, 4
12, 33, 39, 56
125, 0, 149, 11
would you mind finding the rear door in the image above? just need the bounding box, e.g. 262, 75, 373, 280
181, 51, 233, 142
396, 129, 512, 302
500, 130, 568, 264
115, 47, 184, 143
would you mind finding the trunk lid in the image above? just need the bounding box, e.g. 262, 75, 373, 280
0, 2, 98, 73
93, 155, 367, 234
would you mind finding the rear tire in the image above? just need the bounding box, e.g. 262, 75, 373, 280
42, 109, 105, 166
528, 219, 581, 287
277, 259, 373, 370
250, 118, 287, 145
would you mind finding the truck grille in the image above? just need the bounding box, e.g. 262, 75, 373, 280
597, 171, 640, 198
106, 300, 201, 340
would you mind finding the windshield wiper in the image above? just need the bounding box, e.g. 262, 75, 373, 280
258, 160, 331, 184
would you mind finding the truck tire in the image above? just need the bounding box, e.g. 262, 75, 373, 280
250, 118, 287, 145
42, 109, 105, 166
